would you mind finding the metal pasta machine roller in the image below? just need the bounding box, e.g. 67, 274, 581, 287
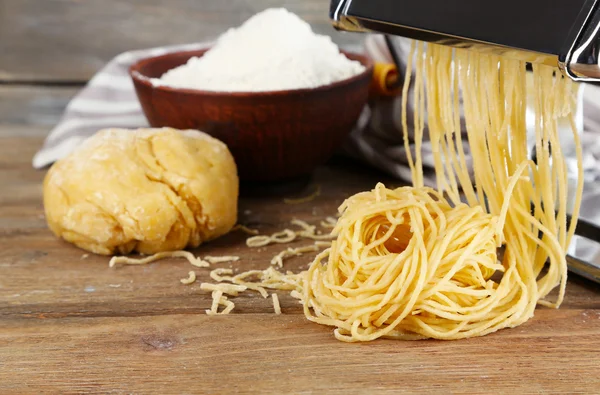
330, 0, 600, 81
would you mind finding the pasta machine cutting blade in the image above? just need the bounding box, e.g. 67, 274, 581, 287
330, 0, 600, 81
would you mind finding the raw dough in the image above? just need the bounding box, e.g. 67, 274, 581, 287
43, 127, 239, 255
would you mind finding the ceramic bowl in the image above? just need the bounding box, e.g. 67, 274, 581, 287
130, 48, 373, 181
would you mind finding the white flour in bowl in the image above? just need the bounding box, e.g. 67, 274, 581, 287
152, 8, 366, 92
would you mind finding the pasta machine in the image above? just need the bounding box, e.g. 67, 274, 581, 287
329, 0, 600, 82
330, 0, 600, 283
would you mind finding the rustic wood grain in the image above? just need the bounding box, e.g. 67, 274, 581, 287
3, 0, 599, 386
1, 126, 600, 393
1, 311, 600, 394
0, 0, 363, 82
0, 86, 77, 127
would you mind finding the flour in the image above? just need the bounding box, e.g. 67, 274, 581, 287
153, 8, 366, 92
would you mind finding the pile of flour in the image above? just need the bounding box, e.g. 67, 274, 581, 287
153, 8, 365, 92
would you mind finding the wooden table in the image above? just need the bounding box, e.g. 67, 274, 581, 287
2, 1, 600, 387
1, 86, 600, 394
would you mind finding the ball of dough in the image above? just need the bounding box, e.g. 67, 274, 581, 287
43, 127, 239, 255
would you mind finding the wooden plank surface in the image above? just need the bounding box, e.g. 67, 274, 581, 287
1, 126, 600, 393
1, 311, 600, 394
0, 0, 362, 82
4, 0, 600, 390
0, 86, 77, 127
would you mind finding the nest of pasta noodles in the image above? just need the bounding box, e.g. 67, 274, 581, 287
303, 184, 534, 342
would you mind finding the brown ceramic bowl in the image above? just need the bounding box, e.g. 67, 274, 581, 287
129, 48, 373, 181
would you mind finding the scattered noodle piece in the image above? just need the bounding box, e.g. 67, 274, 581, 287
208, 290, 223, 315
292, 219, 335, 241
211, 266, 304, 301
291, 219, 316, 233
240, 283, 269, 298
284, 185, 321, 204
221, 299, 235, 314
272, 293, 282, 315
320, 217, 337, 229
200, 282, 247, 296
267, 229, 297, 243
246, 219, 335, 248
210, 269, 269, 298
270, 245, 320, 268
206, 290, 236, 315
246, 236, 270, 247
246, 229, 296, 247
232, 224, 259, 235
210, 268, 234, 282
204, 255, 240, 264
271, 251, 286, 268
109, 250, 209, 268
180, 271, 197, 285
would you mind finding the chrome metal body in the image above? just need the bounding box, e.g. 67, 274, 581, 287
330, 0, 600, 81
